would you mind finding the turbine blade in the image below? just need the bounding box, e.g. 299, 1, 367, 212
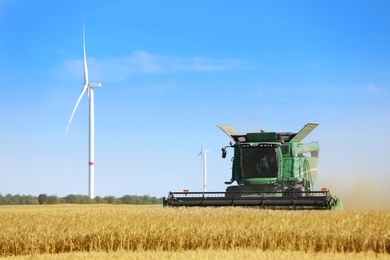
83, 19, 89, 85
65, 85, 88, 134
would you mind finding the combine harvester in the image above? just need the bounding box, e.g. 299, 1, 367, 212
163, 123, 343, 210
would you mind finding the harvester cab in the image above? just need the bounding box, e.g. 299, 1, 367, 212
219, 123, 319, 193
163, 123, 343, 210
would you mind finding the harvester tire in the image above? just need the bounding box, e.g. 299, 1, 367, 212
225, 186, 241, 198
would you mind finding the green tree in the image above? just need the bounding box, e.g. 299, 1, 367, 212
95, 196, 107, 204
38, 194, 47, 204
120, 195, 136, 204
4, 194, 12, 205
24, 195, 38, 205
11, 194, 21, 205
64, 194, 80, 203
79, 195, 95, 204
47, 195, 58, 204
104, 196, 121, 204
0, 193, 162, 205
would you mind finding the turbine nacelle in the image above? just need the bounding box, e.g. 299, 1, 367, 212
88, 82, 102, 88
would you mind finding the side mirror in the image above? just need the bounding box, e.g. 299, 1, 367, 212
291, 148, 296, 157
221, 147, 227, 158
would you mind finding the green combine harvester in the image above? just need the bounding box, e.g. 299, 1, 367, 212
163, 123, 343, 210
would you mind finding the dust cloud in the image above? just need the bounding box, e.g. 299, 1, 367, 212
319, 173, 390, 210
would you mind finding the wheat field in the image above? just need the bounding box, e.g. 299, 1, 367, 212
0, 205, 388, 259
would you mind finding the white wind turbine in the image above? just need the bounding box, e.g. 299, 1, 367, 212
198, 138, 210, 193
66, 20, 101, 199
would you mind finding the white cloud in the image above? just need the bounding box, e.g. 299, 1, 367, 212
252, 84, 389, 102
55, 50, 251, 82
365, 84, 384, 95
127, 50, 164, 73
251, 85, 344, 101
144, 83, 175, 93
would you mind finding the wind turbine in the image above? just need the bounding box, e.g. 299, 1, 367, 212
198, 138, 210, 193
66, 20, 101, 199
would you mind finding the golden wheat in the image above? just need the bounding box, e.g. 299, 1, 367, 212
4, 250, 390, 260
0, 205, 388, 258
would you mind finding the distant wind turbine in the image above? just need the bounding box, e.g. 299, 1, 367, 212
66, 20, 101, 199
198, 138, 210, 193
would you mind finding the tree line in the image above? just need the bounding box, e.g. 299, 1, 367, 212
0, 194, 162, 205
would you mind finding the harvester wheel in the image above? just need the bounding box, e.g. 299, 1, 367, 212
225, 186, 241, 198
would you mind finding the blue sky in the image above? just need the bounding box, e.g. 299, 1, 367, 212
1, 1, 389, 208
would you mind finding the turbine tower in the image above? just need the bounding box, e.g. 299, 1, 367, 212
66, 20, 101, 199
198, 138, 210, 193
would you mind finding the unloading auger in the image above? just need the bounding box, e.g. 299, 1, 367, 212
163, 123, 343, 210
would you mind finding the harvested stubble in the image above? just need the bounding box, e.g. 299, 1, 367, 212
0, 205, 388, 257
